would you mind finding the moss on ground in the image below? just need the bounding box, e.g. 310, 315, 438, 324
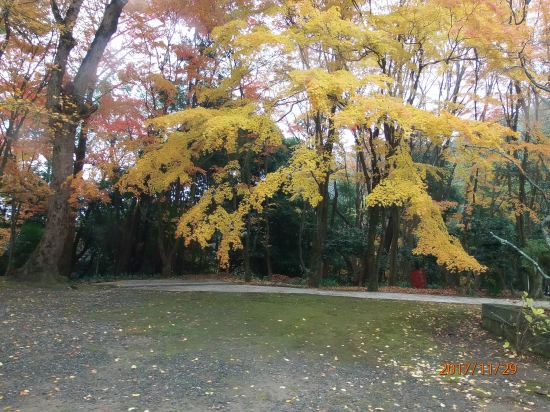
85, 291, 477, 365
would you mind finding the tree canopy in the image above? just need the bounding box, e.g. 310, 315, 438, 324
1, 0, 550, 297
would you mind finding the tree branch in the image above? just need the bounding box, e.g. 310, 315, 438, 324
464, 144, 549, 205
519, 56, 550, 93
541, 215, 550, 254
336, 208, 353, 227
489, 231, 549, 280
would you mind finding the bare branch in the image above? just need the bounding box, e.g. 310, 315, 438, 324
519, 56, 550, 94
489, 231, 549, 280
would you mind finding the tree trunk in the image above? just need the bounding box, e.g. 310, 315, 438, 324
244, 213, 252, 283
298, 203, 308, 276
309, 174, 330, 287
15, 0, 128, 283
362, 205, 381, 290
321, 181, 339, 280
5, 198, 21, 274
388, 206, 400, 286
115, 197, 141, 276
265, 201, 273, 281
376, 207, 387, 286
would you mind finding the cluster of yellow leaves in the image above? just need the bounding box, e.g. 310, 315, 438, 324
367, 150, 486, 273
284, 0, 381, 54
279, 146, 327, 207
121, 104, 281, 194
176, 184, 246, 267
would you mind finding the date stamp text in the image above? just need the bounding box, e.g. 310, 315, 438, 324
439, 362, 517, 375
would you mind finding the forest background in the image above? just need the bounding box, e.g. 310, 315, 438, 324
1, 0, 550, 297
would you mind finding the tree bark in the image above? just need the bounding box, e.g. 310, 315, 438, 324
309, 173, 330, 287
309, 107, 336, 287
388, 206, 400, 286
15, 0, 128, 283
265, 201, 273, 281
115, 197, 141, 276
298, 203, 308, 276
362, 204, 381, 289
244, 212, 252, 282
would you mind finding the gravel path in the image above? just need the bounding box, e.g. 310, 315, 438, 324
0, 284, 549, 412
99, 279, 550, 308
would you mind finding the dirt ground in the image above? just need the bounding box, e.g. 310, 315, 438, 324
0, 283, 549, 412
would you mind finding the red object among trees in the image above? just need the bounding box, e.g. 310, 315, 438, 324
410, 270, 427, 289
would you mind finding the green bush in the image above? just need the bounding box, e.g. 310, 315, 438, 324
319, 277, 340, 287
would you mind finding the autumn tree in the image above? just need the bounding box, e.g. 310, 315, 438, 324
15, 0, 128, 283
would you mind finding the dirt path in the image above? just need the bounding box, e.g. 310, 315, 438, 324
99, 279, 550, 308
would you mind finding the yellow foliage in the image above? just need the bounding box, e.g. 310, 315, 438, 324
281, 146, 327, 207
176, 184, 246, 267
121, 104, 281, 194
367, 150, 486, 273
288, 69, 363, 112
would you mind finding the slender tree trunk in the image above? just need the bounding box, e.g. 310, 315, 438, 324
156, 201, 181, 278
362, 205, 381, 290
244, 213, 252, 282
388, 206, 400, 286
298, 203, 308, 276
321, 181, 338, 280
115, 197, 141, 275
265, 201, 273, 281
5, 198, 21, 274
310, 173, 330, 287
402, 219, 411, 282
376, 207, 387, 286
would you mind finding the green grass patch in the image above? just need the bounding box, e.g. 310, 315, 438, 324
87, 291, 478, 364
520, 380, 550, 400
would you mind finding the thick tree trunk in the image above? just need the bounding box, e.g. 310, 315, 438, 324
15, 0, 128, 283
17, 122, 79, 282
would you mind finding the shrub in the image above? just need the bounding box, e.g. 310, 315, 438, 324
503, 293, 550, 356
319, 277, 340, 287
